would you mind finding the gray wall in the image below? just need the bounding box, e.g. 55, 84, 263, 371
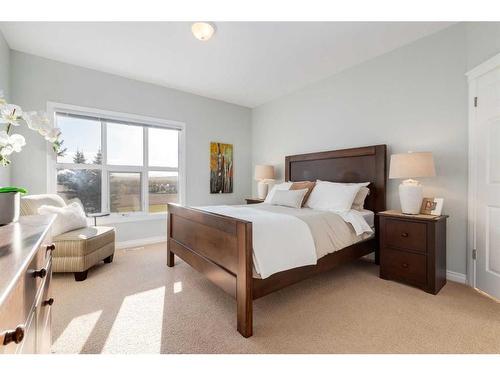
0, 29, 10, 186
466, 22, 500, 69
252, 24, 470, 274
5, 22, 500, 255
10, 51, 252, 242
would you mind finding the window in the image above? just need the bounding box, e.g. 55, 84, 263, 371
53, 108, 183, 216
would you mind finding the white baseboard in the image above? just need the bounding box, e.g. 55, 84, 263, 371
114, 241, 469, 285
446, 270, 467, 284
116, 236, 167, 250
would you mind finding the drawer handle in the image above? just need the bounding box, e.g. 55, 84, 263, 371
43, 298, 54, 307
46, 243, 56, 253
401, 232, 409, 237
402, 262, 409, 269
33, 268, 47, 279
2, 325, 25, 346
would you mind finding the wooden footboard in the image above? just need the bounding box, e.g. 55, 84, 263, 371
167, 203, 254, 337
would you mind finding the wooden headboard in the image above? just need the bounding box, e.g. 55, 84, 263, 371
285, 144, 387, 213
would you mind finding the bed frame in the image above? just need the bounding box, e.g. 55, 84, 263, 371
167, 144, 387, 337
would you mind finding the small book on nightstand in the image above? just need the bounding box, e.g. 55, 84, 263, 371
377, 210, 448, 294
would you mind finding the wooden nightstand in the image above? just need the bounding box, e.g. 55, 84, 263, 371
378, 210, 448, 295
245, 198, 265, 204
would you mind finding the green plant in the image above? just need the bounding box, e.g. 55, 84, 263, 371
0, 186, 28, 194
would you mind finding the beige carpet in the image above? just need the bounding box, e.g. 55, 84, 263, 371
51, 242, 500, 354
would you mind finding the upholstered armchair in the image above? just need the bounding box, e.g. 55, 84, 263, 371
20, 194, 116, 281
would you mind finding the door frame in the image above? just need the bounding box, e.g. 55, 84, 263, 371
465, 51, 500, 288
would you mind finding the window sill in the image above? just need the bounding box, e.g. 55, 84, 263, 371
91, 213, 167, 225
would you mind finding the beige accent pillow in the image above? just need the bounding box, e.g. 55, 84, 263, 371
264, 182, 293, 203
351, 186, 370, 210
270, 189, 309, 209
290, 181, 316, 207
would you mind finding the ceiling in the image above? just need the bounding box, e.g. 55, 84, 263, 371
0, 22, 453, 108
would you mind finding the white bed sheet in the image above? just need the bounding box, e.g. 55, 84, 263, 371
358, 209, 375, 228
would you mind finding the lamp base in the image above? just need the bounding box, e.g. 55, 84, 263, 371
399, 180, 423, 215
257, 181, 269, 200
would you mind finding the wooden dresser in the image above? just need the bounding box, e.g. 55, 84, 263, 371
378, 210, 448, 295
0, 215, 56, 354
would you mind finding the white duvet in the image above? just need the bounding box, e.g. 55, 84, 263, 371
198, 205, 373, 279
199, 205, 317, 278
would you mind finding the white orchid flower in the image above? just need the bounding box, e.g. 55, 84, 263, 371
0, 131, 9, 147
0, 131, 26, 156
0, 132, 26, 156
0, 145, 13, 157
44, 127, 61, 143
23, 111, 50, 131
23, 111, 59, 143
9, 134, 26, 152
0, 104, 23, 126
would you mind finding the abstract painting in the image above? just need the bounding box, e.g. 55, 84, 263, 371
210, 142, 233, 193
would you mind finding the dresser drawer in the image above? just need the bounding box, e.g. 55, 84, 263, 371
384, 219, 427, 253
24, 254, 49, 316
0, 281, 25, 354
381, 248, 427, 285
36, 260, 53, 354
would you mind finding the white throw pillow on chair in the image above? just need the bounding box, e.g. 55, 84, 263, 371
38, 202, 89, 236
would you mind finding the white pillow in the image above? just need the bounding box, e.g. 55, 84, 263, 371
269, 189, 309, 208
264, 181, 293, 203
305, 181, 368, 212
38, 202, 88, 236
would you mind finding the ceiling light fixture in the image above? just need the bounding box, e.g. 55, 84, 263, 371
191, 22, 215, 41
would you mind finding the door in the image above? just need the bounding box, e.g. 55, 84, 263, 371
472, 63, 500, 300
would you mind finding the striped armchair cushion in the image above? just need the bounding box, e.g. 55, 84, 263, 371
53, 226, 115, 257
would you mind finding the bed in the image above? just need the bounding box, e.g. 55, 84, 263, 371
166, 144, 387, 337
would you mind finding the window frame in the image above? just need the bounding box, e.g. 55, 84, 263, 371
47, 102, 186, 221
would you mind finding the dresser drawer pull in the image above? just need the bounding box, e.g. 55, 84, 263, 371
43, 298, 54, 307
2, 325, 25, 346
401, 232, 409, 237
33, 268, 47, 279
401, 263, 409, 269
46, 243, 56, 253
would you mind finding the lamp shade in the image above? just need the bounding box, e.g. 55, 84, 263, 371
255, 165, 275, 180
389, 152, 436, 179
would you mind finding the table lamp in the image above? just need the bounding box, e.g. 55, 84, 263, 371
255, 165, 275, 199
389, 152, 436, 214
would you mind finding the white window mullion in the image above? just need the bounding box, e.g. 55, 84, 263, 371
56, 163, 102, 170
178, 127, 186, 205
142, 126, 149, 214
101, 121, 109, 213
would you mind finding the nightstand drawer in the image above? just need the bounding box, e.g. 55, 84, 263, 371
381, 248, 427, 285
385, 219, 427, 253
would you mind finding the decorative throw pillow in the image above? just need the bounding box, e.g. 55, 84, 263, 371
351, 186, 370, 210
264, 181, 293, 203
269, 189, 309, 209
290, 181, 316, 207
38, 202, 89, 236
305, 181, 368, 212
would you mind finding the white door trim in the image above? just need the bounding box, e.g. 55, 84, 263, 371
467, 75, 477, 288
466, 51, 500, 288
466, 52, 500, 81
